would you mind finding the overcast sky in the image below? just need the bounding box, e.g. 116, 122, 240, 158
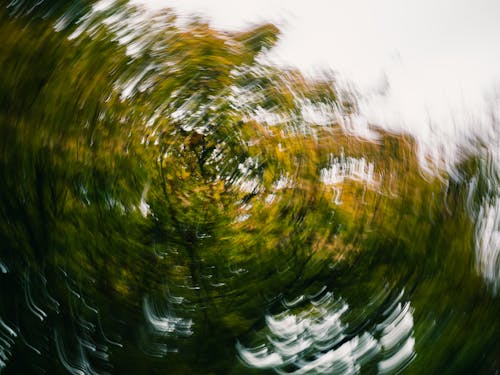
134, 0, 500, 147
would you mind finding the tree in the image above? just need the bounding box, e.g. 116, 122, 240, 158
0, 1, 498, 374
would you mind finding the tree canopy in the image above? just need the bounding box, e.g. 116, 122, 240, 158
0, 1, 498, 374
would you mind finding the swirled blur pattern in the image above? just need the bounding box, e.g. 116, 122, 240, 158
0, 1, 499, 374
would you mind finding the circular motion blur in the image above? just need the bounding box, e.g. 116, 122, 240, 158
0, 0, 499, 374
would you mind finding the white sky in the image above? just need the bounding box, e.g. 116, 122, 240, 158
135, 0, 500, 151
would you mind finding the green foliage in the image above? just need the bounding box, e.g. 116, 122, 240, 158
0, 1, 498, 374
